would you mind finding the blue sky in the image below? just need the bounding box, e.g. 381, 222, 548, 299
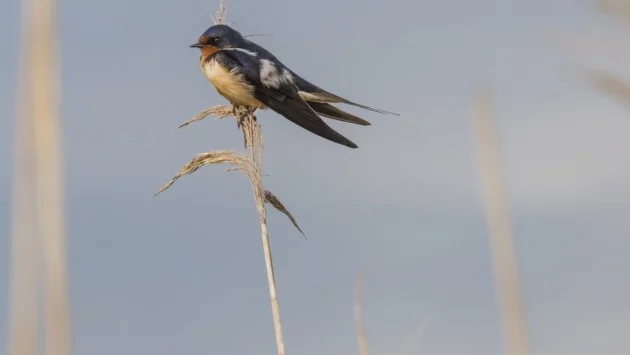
1, 0, 630, 354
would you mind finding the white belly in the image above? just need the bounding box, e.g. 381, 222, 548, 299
202, 59, 263, 108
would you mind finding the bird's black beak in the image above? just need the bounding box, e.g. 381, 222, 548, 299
190, 43, 203, 48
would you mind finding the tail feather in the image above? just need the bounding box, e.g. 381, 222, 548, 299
292, 74, 400, 116
308, 102, 371, 126
342, 99, 400, 116
322, 91, 399, 115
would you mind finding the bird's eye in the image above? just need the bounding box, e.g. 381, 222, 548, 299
211, 37, 221, 45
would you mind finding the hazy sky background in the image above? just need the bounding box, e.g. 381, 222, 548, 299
1, 0, 630, 354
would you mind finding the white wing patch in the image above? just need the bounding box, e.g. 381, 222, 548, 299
282, 68, 294, 83
224, 48, 258, 57
259, 59, 294, 88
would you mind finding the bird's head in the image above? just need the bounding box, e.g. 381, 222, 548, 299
190, 24, 245, 57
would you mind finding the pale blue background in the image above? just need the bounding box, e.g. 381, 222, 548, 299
1, 0, 630, 354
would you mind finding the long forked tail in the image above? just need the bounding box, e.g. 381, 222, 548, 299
336, 95, 400, 116
308, 102, 371, 126
293, 74, 400, 116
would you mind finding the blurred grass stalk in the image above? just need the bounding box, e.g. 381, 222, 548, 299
8, 0, 70, 353
470, 89, 530, 355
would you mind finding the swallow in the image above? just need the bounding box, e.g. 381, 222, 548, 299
190, 24, 398, 148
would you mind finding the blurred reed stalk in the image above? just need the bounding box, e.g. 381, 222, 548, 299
470, 89, 530, 355
587, 0, 630, 106
8, 18, 39, 355
594, 0, 630, 25
9, 0, 70, 353
155, 3, 303, 355
354, 271, 369, 355
353, 272, 433, 355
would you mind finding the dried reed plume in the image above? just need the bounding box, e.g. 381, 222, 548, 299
9, 0, 70, 354
470, 88, 531, 355
155, 2, 302, 354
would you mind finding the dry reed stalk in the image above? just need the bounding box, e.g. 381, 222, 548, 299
156, 3, 303, 354
157, 106, 298, 355
470, 88, 530, 355
9, 0, 69, 354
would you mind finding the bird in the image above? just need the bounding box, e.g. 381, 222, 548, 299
190, 24, 398, 149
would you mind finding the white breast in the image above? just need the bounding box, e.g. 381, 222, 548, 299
202, 58, 263, 108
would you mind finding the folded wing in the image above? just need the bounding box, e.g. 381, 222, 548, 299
255, 86, 359, 148
220, 49, 359, 148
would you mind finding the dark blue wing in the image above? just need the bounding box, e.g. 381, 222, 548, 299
237, 40, 398, 116
218, 49, 359, 148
